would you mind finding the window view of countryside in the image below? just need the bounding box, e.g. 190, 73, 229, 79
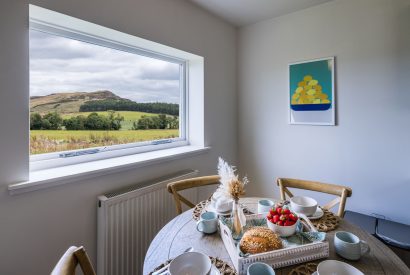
30, 30, 180, 155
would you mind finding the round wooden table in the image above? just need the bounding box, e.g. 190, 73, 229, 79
143, 198, 409, 274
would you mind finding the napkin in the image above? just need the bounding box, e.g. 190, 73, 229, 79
283, 222, 326, 246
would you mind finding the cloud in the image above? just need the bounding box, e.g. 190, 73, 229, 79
29, 30, 181, 103
139, 63, 180, 80
29, 30, 96, 60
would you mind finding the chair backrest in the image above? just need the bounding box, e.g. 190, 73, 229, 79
167, 175, 220, 214
277, 178, 352, 217
51, 246, 96, 275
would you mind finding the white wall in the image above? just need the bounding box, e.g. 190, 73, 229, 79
0, 0, 237, 274
238, 0, 410, 225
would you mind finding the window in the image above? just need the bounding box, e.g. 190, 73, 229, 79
29, 5, 204, 172
30, 29, 185, 155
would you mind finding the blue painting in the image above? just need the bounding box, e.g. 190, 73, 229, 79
289, 57, 335, 125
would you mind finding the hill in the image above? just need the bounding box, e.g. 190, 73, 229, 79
30, 90, 122, 114
30, 91, 179, 116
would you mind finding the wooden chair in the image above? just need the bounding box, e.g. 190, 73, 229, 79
167, 175, 220, 214
51, 246, 96, 275
277, 178, 352, 217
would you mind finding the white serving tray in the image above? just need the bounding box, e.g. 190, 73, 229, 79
219, 214, 329, 275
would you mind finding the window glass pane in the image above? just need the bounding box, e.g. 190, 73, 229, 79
29, 30, 181, 155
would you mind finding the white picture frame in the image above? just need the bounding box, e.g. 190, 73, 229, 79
289, 56, 335, 125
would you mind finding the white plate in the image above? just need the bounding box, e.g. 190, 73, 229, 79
307, 207, 324, 220
211, 265, 221, 275
205, 203, 231, 216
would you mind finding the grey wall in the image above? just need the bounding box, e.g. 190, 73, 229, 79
238, 0, 410, 225
0, 0, 237, 274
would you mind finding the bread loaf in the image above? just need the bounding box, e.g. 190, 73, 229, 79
239, 227, 282, 254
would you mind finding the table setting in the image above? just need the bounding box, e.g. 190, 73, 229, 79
144, 158, 409, 275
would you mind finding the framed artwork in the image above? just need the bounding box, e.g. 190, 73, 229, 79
289, 57, 335, 125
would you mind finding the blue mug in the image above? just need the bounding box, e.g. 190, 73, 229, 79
196, 212, 218, 234
247, 262, 275, 275
334, 231, 370, 260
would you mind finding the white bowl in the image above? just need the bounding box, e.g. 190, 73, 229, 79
169, 251, 212, 275
317, 260, 364, 275
211, 193, 233, 213
290, 196, 318, 216
266, 218, 297, 237
258, 199, 275, 214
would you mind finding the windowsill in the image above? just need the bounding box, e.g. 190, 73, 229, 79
8, 145, 210, 195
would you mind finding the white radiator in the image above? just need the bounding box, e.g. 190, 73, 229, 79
97, 169, 199, 275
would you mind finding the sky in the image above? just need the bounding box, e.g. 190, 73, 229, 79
29, 30, 181, 103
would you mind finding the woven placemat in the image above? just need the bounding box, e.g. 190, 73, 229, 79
149, 256, 237, 275
310, 207, 341, 232
288, 262, 318, 275
193, 199, 212, 220
193, 199, 253, 221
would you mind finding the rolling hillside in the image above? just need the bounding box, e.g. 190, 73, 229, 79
30, 90, 122, 114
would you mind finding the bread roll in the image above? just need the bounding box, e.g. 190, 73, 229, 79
239, 227, 282, 254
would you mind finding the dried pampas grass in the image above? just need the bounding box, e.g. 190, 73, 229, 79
217, 157, 248, 201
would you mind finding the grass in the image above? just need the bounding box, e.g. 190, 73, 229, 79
30, 110, 179, 154
30, 129, 179, 155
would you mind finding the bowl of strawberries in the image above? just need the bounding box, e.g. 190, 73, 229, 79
266, 206, 299, 237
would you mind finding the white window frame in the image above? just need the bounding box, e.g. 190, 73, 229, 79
29, 5, 205, 172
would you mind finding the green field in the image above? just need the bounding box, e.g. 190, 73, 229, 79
31, 129, 179, 155
30, 110, 179, 155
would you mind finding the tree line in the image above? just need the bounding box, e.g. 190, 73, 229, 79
30, 111, 179, 131
79, 99, 179, 116
64, 111, 124, 130
30, 111, 124, 131
132, 115, 179, 130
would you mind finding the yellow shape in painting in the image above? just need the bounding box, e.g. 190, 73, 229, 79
291, 75, 331, 105
307, 89, 316, 95
317, 93, 328, 100
304, 75, 313, 81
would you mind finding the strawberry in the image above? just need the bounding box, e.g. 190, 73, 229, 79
278, 220, 284, 226
280, 214, 287, 221
289, 213, 297, 221
267, 212, 272, 219
283, 209, 291, 215
276, 207, 282, 215
284, 220, 292, 226
288, 220, 296, 226
273, 214, 280, 223
269, 209, 276, 216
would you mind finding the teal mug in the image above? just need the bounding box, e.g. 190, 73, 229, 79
196, 211, 218, 234
247, 262, 275, 275
334, 231, 370, 260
